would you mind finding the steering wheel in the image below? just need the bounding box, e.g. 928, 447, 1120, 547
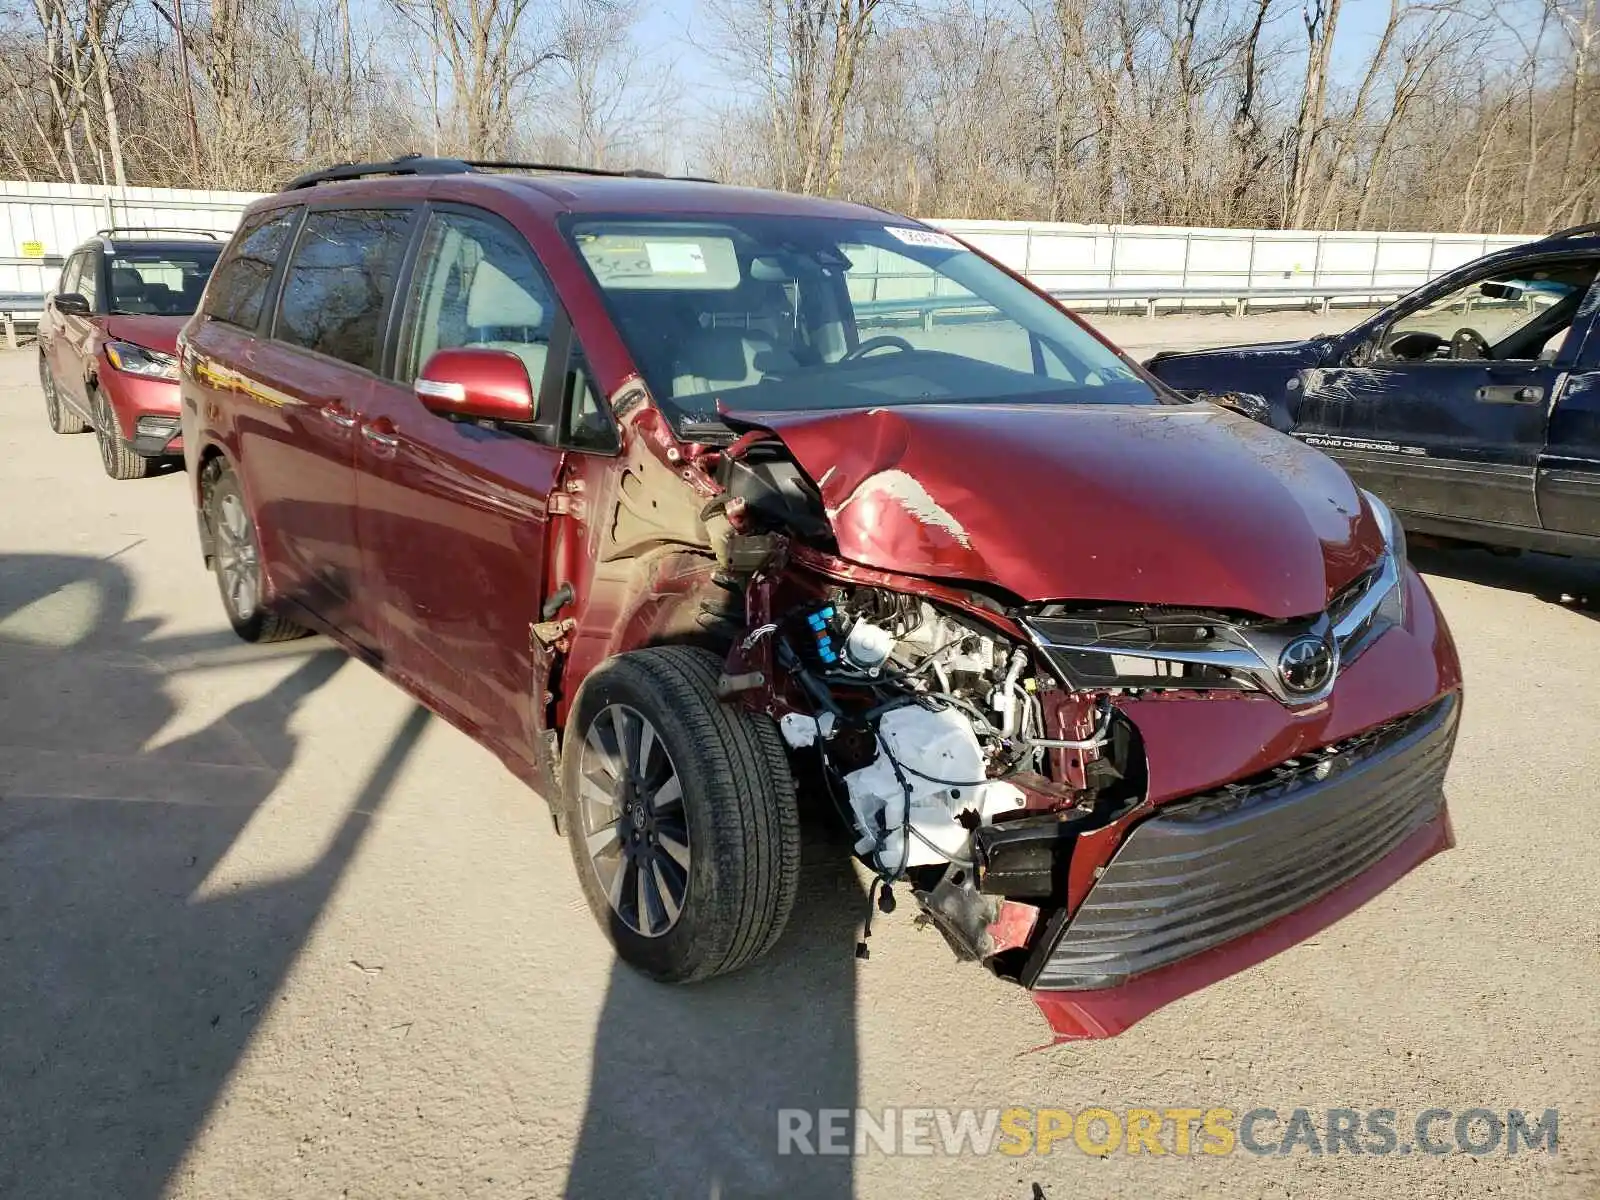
1449, 327, 1491, 360
842, 335, 915, 361
1383, 329, 1447, 362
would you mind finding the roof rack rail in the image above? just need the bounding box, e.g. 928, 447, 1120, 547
94, 226, 220, 239
1541, 221, 1600, 242
284, 155, 470, 189
284, 153, 717, 190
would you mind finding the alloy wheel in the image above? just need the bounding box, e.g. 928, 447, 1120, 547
214, 491, 261, 621
94, 393, 118, 472
577, 704, 691, 938
41, 363, 59, 425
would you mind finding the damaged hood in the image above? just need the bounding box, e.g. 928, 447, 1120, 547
1145, 338, 1332, 370
101, 314, 185, 356
731, 402, 1384, 618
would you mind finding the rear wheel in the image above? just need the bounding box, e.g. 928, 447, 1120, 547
562, 646, 800, 983
41, 357, 88, 434
91, 387, 152, 480
206, 464, 307, 643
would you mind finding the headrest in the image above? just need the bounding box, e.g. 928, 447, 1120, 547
466, 260, 544, 328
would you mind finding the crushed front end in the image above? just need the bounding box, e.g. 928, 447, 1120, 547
704, 413, 1460, 1041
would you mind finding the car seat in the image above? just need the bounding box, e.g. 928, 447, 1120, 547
463, 258, 549, 388
110, 266, 149, 312
670, 282, 801, 398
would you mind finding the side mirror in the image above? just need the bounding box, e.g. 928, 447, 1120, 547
1347, 338, 1378, 367
1206, 390, 1271, 424
52, 292, 90, 317
415, 347, 537, 424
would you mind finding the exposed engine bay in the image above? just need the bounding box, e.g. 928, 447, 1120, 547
758, 583, 1144, 974
698, 428, 1162, 977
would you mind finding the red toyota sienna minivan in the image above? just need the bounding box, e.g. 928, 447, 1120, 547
179, 157, 1461, 1040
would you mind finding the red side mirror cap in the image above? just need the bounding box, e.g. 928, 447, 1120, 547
415, 347, 536, 423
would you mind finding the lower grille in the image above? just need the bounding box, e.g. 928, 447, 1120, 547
1033, 694, 1458, 991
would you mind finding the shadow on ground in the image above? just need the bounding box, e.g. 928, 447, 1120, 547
565, 811, 867, 1198
0, 552, 427, 1199
1413, 543, 1600, 619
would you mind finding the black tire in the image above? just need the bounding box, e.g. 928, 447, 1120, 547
41, 357, 88, 434
561, 645, 801, 983
205, 464, 307, 643
91, 386, 153, 480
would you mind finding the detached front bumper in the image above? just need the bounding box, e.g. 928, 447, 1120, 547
1030, 692, 1458, 1040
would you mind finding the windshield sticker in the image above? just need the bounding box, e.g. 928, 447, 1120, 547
645, 241, 708, 274
578, 231, 740, 289
885, 226, 963, 252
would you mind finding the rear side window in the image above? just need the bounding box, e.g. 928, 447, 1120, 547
276, 208, 414, 371
206, 208, 299, 329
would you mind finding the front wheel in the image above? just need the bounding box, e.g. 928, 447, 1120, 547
562, 646, 801, 983
91, 387, 152, 480
206, 464, 307, 643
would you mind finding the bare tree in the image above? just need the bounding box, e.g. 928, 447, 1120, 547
1286, 0, 1342, 226
0, 0, 1589, 235
386, 0, 568, 156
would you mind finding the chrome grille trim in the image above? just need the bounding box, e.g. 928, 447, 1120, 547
1031, 694, 1457, 991
1024, 548, 1401, 706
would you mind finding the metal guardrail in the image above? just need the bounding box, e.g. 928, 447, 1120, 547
0, 291, 45, 349
0, 279, 1425, 354
856, 283, 1411, 326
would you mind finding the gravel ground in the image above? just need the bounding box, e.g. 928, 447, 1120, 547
0, 322, 1596, 1200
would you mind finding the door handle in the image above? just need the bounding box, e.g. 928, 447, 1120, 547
361, 421, 399, 452
1475, 384, 1544, 405
321, 403, 359, 429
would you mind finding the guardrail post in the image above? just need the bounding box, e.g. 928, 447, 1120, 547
1106, 227, 1120, 315
4, 314, 14, 350
101, 191, 114, 232
1244, 235, 1258, 319
1144, 297, 1155, 318
1179, 231, 1191, 318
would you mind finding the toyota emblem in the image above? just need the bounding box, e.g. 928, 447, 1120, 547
1278, 635, 1335, 695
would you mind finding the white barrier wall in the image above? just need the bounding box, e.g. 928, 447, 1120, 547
0, 179, 1540, 304
0, 181, 260, 294
931, 219, 1535, 307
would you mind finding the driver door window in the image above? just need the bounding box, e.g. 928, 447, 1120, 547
1378, 261, 1598, 364
56, 253, 83, 301
397, 210, 555, 389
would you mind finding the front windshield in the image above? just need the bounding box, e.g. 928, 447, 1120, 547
564, 214, 1165, 431
107, 248, 221, 316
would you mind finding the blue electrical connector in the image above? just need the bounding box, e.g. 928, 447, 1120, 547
806, 605, 839, 665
